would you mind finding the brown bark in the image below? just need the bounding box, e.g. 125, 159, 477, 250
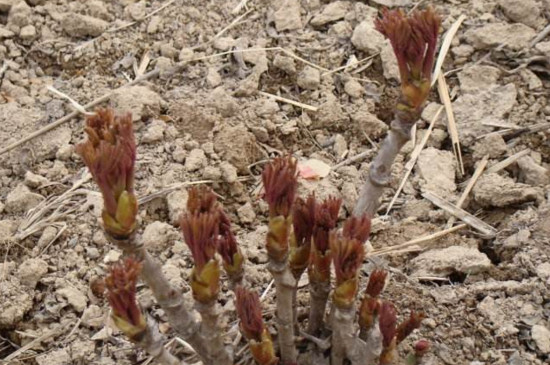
268, 260, 298, 363
136, 316, 181, 365
195, 301, 233, 365
107, 233, 210, 363
331, 305, 379, 365
353, 116, 415, 218
306, 280, 330, 335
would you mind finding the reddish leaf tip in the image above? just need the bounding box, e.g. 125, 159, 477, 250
396, 311, 425, 344
365, 269, 388, 298
342, 214, 371, 243
105, 256, 143, 327
262, 155, 298, 218
312, 196, 341, 253
379, 301, 398, 348
181, 211, 219, 270
235, 286, 264, 342
330, 231, 365, 284
292, 194, 316, 248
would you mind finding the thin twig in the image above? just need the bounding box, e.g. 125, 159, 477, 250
3, 322, 71, 362
258, 91, 318, 111
486, 149, 530, 174
331, 150, 370, 171
422, 191, 496, 237
385, 106, 444, 215
108, 0, 177, 34
373, 224, 467, 256
47, 85, 93, 115
232, 0, 250, 15
437, 74, 464, 175
191, 8, 255, 50
446, 155, 489, 229
432, 15, 466, 85
530, 23, 550, 48
321, 53, 379, 77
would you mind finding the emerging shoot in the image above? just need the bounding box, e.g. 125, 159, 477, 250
76, 108, 137, 239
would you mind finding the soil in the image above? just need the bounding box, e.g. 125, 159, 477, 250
1, 0, 550, 364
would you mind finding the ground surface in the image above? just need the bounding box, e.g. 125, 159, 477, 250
1, 0, 550, 364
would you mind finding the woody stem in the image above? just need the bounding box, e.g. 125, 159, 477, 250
107, 233, 210, 363
353, 110, 418, 218
268, 259, 298, 363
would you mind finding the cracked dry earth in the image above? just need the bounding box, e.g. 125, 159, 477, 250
0, 0, 550, 364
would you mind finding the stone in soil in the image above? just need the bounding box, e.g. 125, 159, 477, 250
471, 134, 507, 160
57, 286, 88, 312
61, 13, 108, 38
5, 183, 43, 213
208, 87, 239, 117
416, 147, 457, 199
517, 155, 550, 186
351, 104, 388, 138
273, 0, 302, 32
237, 202, 256, 224
458, 65, 501, 94
169, 101, 215, 143
310, 1, 350, 27
82, 305, 104, 328
166, 188, 188, 226
16, 258, 47, 288
311, 94, 349, 130
497, 0, 544, 29
351, 20, 385, 54
473, 173, 542, 207
185, 148, 207, 172
409, 246, 491, 277
297, 66, 321, 90
142, 221, 180, 253
298, 178, 341, 206
344, 78, 364, 98
141, 119, 166, 144
220, 161, 238, 183
0, 277, 33, 328
531, 325, 550, 354
535, 41, 550, 58
452, 84, 517, 146
7, 1, 30, 27
273, 54, 296, 75
464, 22, 536, 51
110, 86, 163, 121
214, 124, 260, 174
24, 170, 49, 188
380, 40, 399, 80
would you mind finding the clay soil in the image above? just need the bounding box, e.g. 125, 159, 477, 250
1, 0, 550, 364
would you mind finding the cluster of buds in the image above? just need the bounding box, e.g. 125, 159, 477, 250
359, 269, 388, 336
376, 295, 425, 364
375, 6, 441, 119
288, 194, 315, 280
236, 287, 278, 365
182, 186, 245, 303
105, 257, 146, 341
330, 216, 369, 309
181, 209, 221, 304
261, 155, 298, 263
79, 9, 442, 356
308, 197, 341, 286
76, 109, 137, 239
